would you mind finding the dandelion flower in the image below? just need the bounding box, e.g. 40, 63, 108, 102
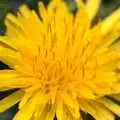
0, 0, 120, 120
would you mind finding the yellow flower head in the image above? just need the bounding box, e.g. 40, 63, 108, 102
0, 0, 120, 120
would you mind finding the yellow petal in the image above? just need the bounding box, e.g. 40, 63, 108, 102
0, 70, 18, 80
56, 99, 81, 120
96, 51, 120, 66
110, 39, 120, 51
36, 103, 55, 120
101, 9, 120, 35
0, 90, 24, 113
76, 0, 84, 6
38, 2, 47, 21
34, 104, 46, 120
19, 90, 35, 109
97, 97, 120, 116
109, 94, 120, 102
61, 92, 80, 119
85, 0, 101, 21
44, 104, 56, 120
0, 36, 17, 51
20, 91, 48, 109
0, 88, 11, 92
56, 100, 64, 120
15, 91, 48, 120
13, 97, 36, 120
61, 92, 76, 109
19, 4, 31, 19
0, 46, 18, 67
30, 92, 49, 120
0, 70, 32, 89
79, 99, 115, 120
5, 14, 24, 39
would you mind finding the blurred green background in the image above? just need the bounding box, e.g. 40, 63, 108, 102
0, 0, 120, 120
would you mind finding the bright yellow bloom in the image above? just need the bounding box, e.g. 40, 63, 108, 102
0, 0, 120, 119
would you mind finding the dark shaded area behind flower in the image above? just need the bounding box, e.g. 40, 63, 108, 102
0, 0, 119, 120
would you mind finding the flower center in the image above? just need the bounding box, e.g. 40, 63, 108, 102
16, 48, 97, 97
